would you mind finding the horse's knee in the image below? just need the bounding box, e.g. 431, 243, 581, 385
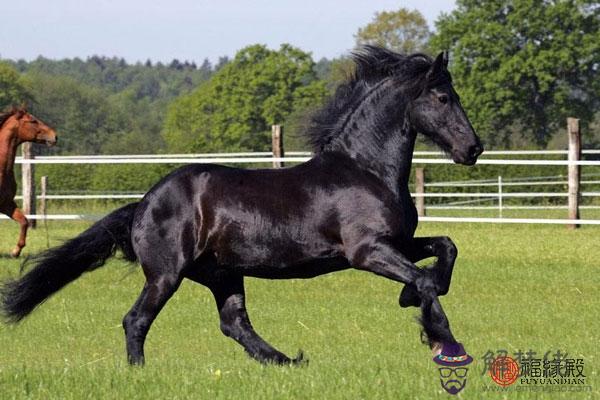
415, 274, 437, 298
437, 236, 457, 260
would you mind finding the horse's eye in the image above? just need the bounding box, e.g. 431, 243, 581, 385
438, 95, 449, 104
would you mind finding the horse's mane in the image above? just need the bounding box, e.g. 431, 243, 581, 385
0, 109, 17, 128
0, 107, 25, 129
306, 46, 441, 153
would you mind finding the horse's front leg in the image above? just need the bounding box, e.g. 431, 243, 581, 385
348, 237, 456, 348
399, 236, 457, 308
1, 201, 29, 258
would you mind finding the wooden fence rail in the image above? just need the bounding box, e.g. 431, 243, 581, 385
413, 118, 583, 227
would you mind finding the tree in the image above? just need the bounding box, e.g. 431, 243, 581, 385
163, 44, 328, 153
25, 72, 127, 154
0, 62, 31, 110
355, 8, 431, 54
4, 54, 214, 155
432, 0, 600, 147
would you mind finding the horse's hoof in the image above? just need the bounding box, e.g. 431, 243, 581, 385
127, 355, 145, 366
399, 285, 421, 307
10, 248, 21, 258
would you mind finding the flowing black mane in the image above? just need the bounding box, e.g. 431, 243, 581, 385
306, 46, 448, 154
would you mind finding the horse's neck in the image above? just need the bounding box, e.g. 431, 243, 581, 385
331, 85, 416, 197
0, 128, 19, 178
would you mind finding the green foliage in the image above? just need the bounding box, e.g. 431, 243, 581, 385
24, 73, 127, 154
163, 44, 328, 153
5, 56, 215, 155
16, 56, 210, 98
89, 164, 174, 192
0, 62, 31, 109
324, 57, 356, 93
432, 0, 600, 147
29, 164, 175, 196
355, 8, 431, 54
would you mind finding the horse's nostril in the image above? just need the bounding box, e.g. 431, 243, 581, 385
470, 144, 483, 158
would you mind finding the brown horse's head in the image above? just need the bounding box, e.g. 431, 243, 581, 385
2, 107, 57, 146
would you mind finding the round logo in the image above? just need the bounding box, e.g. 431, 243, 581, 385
490, 356, 519, 386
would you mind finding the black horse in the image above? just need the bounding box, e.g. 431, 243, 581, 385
1, 46, 482, 366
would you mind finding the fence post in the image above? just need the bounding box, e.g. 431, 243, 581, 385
272, 125, 284, 168
40, 176, 48, 221
21, 142, 36, 228
567, 117, 581, 229
415, 167, 425, 217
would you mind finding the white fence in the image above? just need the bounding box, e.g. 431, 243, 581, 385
4, 150, 600, 225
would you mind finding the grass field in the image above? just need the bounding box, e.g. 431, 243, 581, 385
0, 218, 598, 399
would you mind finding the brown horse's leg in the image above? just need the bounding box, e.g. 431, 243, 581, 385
3, 202, 29, 258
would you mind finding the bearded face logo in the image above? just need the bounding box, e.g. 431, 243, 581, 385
433, 342, 473, 395
438, 366, 469, 395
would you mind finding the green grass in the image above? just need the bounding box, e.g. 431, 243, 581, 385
0, 219, 598, 399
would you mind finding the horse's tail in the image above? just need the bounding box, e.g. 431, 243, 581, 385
1, 202, 139, 323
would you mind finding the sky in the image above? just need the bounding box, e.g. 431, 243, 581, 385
2, 0, 456, 64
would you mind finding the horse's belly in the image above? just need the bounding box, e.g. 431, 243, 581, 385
238, 256, 351, 279
211, 221, 343, 271
214, 236, 341, 268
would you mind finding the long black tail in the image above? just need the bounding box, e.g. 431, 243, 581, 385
1, 202, 139, 323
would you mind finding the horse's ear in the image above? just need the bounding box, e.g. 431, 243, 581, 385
14, 107, 25, 119
426, 52, 446, 82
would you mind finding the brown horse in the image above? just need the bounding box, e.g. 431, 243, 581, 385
0, 107, 57, 257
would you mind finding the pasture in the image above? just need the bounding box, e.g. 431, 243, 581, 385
0, 218, 598, 399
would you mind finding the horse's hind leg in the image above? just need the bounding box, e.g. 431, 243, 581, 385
122, 273, 182, 365
1, 201, 29, 258
206, 273, 303, 365
399, 236, 457, 308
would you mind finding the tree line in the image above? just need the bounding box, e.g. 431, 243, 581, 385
2, 1, 599, 158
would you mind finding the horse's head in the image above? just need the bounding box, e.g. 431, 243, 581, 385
408, 52, 483, 165
11, 108, 57, 147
